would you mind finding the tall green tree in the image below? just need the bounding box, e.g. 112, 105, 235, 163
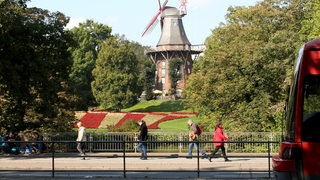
299, 0, 320, 41
0, 0, 76, 133
169, 57, 182, 99
69, 20, 112, 110
91, 36, 141, 111
185, 0, 307, 132
126, 42, 155, 101
143, 61, 156, 101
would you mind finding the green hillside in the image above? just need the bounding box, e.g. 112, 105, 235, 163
123, 99, 192, 112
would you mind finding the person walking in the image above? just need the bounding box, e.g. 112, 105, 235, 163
137, 120, 148, 160
76, 121, 87, 160
208, 121, 230, 162
187, 119, 209, 160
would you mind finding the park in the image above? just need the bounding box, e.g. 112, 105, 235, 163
2, 0, 320, 179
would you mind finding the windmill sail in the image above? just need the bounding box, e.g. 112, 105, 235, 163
141, 0, 168, 37
142, 18, 159, 37
179, 0, 187, 16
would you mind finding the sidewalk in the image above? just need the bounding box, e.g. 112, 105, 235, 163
0, 153, 276, 179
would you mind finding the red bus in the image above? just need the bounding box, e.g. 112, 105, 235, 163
272, 38, 320, 179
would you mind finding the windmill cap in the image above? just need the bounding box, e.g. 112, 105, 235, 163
161, 6, 180, 17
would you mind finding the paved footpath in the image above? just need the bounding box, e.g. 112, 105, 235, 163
0, 153, 276, 179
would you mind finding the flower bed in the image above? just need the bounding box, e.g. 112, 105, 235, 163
76, 111, 196, 129
98, 113, 126, 128
76, 112, 107, 128
115, 113, 146, 126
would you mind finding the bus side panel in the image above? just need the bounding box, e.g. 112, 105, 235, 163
302, 50, 320, 179
305, 51, 320, 75
302, 142, 320, 175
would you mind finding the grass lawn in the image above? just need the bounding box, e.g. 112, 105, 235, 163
152, 118, 189, 132
123, 99, 193, 112
150, 116, 201, 132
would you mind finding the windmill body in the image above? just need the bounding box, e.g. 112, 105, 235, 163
156, 6, 191, 50
144, 1, 203, 96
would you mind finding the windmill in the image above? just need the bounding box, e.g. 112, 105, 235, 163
141, 0, 187, 37
143, 0, 202, 97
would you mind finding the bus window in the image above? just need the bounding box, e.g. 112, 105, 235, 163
302, 75, 320, 141
283, 46, 304, 142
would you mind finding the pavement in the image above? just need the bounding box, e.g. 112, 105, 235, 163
0, 152, 276, 179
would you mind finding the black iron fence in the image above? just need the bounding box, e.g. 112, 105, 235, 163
43, 132, 281, 153
0, 139, 279, 179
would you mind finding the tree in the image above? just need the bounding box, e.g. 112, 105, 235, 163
126, 42, 154, 101
69, 20, 112, 110
169, 57, 182, 99
299, 0, 320, 41
143, 61, 156, 100
91, 36, 141, 111
0, 0, 76, 133
185, 0, 307, 132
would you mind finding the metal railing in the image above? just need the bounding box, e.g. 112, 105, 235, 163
0, 139, 279, 179
44, 132, 281, 153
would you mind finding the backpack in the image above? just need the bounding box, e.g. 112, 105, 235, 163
196, 124, 203, 135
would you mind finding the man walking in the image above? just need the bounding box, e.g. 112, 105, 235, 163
187, 119, 209, 161
137, 120, 148, 160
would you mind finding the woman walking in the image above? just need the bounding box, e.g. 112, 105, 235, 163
76, 121, 87, 160
208, 121, 230, 162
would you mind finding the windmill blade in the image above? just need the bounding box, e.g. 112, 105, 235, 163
142, 18, 159, 37
179, 0, 187, 16
141, 11, 161, 37
141, 0, 168, 37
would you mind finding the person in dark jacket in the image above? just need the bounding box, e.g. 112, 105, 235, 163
138, 120, 148, 160
208, 121, 230, 162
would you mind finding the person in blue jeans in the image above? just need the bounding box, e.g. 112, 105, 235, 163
30, 132, 45, 154
137, 120, 148, 160
187, 119, 209, 160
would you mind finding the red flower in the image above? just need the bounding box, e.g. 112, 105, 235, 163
75, 113, 107, 128
115, 113, 146, 127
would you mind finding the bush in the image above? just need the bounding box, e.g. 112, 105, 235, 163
107, 120, 139, 132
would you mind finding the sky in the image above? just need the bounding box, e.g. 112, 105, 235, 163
27, 0, 260, 47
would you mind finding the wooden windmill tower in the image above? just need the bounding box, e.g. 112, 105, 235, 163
142, 0, 202, 96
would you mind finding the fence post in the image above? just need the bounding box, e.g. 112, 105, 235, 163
179, 133, 182, 153
51, 141, 55, 178
89, 133, 93, 152
268, 140, 271, 178
134, 133, 137, 153
270, 133, 274, 153
225, 132, 228, 154
196, 141, 200, 178
123, 140, 126, 178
